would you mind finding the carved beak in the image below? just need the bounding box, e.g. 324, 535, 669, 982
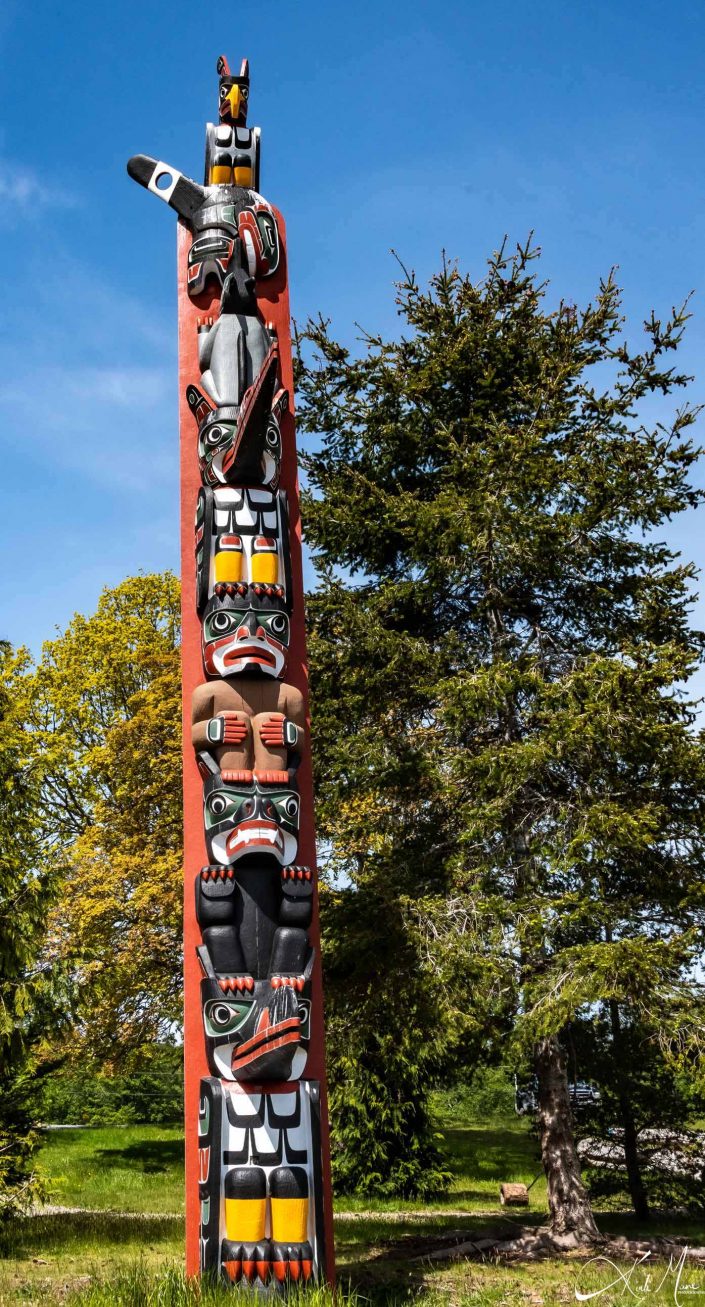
223, 84, 242, 120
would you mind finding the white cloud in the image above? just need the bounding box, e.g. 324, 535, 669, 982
0, 160, 77, 216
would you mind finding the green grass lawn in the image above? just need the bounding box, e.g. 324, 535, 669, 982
1, 1114, 703, 1305
36, 1124, 185, 1214
34, 1114, 546, 1217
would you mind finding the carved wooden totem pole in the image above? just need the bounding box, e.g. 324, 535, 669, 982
127, 55, 334, 1288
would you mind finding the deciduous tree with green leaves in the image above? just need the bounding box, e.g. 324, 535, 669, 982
15, 574, 183, 1065
296, 240, 705, 1234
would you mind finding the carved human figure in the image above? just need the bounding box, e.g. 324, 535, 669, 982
192, 676, 304, 779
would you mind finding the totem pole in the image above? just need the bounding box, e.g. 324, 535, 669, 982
127, 56, 334, 1287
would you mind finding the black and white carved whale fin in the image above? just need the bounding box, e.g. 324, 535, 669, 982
126, 154, 206, 223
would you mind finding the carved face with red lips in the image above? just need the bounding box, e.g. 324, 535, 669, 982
202, 593, 289, 679
203, 772, 300, 866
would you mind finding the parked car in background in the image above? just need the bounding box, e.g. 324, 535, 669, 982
514, 1076, 601, 1115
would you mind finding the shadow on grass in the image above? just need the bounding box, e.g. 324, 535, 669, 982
94, 1139, 184, 1174
0, 1211, 184, 1259
335, 1206, 705, 1307
334, 1211, 543, 1303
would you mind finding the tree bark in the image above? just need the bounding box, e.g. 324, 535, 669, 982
608, 998, 650, 1222
535, 1034, 601, 1242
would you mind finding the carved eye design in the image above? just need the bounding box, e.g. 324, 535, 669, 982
206, 426, 226, 447
205, 999, 250, 1037
298, 1004, 307, 1022
265, 422, 280, 450
219, 86, 228, 99
241, 86, 248, 99
212, 612, 233, 632
284, 796, 299, 819
268, 614, 287, 635
209, 795, 227, 816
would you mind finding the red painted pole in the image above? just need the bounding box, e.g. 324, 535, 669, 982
129, 56, 334, 1287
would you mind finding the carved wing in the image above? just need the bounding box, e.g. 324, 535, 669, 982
127, 154, 206, 224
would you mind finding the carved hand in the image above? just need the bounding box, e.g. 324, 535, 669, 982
207, 712, 249, 745
258, 713, 300, 750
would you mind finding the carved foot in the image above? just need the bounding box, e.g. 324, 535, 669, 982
272, 1241, 314, 1283
222, 1238, 271, 1284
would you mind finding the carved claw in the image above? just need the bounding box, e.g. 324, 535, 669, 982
200, 864, 235, 881
281, 865, 312, 881
215, 582, 249, 598
218, 975, 255, 993
270, 975, 306, 992
272, 1242, 314, 1282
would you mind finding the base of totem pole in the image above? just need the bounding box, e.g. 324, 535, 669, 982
198, 1078, 327, 1287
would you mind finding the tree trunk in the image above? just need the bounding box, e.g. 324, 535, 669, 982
535, 1034, 601, 1242
608, 999, 650, 1222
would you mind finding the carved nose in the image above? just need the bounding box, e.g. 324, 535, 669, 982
235, 612, 259, 640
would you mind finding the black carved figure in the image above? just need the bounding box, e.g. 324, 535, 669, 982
194, 766, 313, 1082
206, 55, 260, 190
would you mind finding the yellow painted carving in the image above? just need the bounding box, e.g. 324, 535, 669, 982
270, 1197, 309, 1243
225, 1197, 266, 1242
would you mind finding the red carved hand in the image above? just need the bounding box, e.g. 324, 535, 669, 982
218, 712, 248, 744
259, 713, 287, 748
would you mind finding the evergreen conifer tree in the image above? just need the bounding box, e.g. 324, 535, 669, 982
297, 241, 705, 1233
0, 641, 64, 1215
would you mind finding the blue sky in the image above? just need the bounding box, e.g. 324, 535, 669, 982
1, 0, 704, 685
